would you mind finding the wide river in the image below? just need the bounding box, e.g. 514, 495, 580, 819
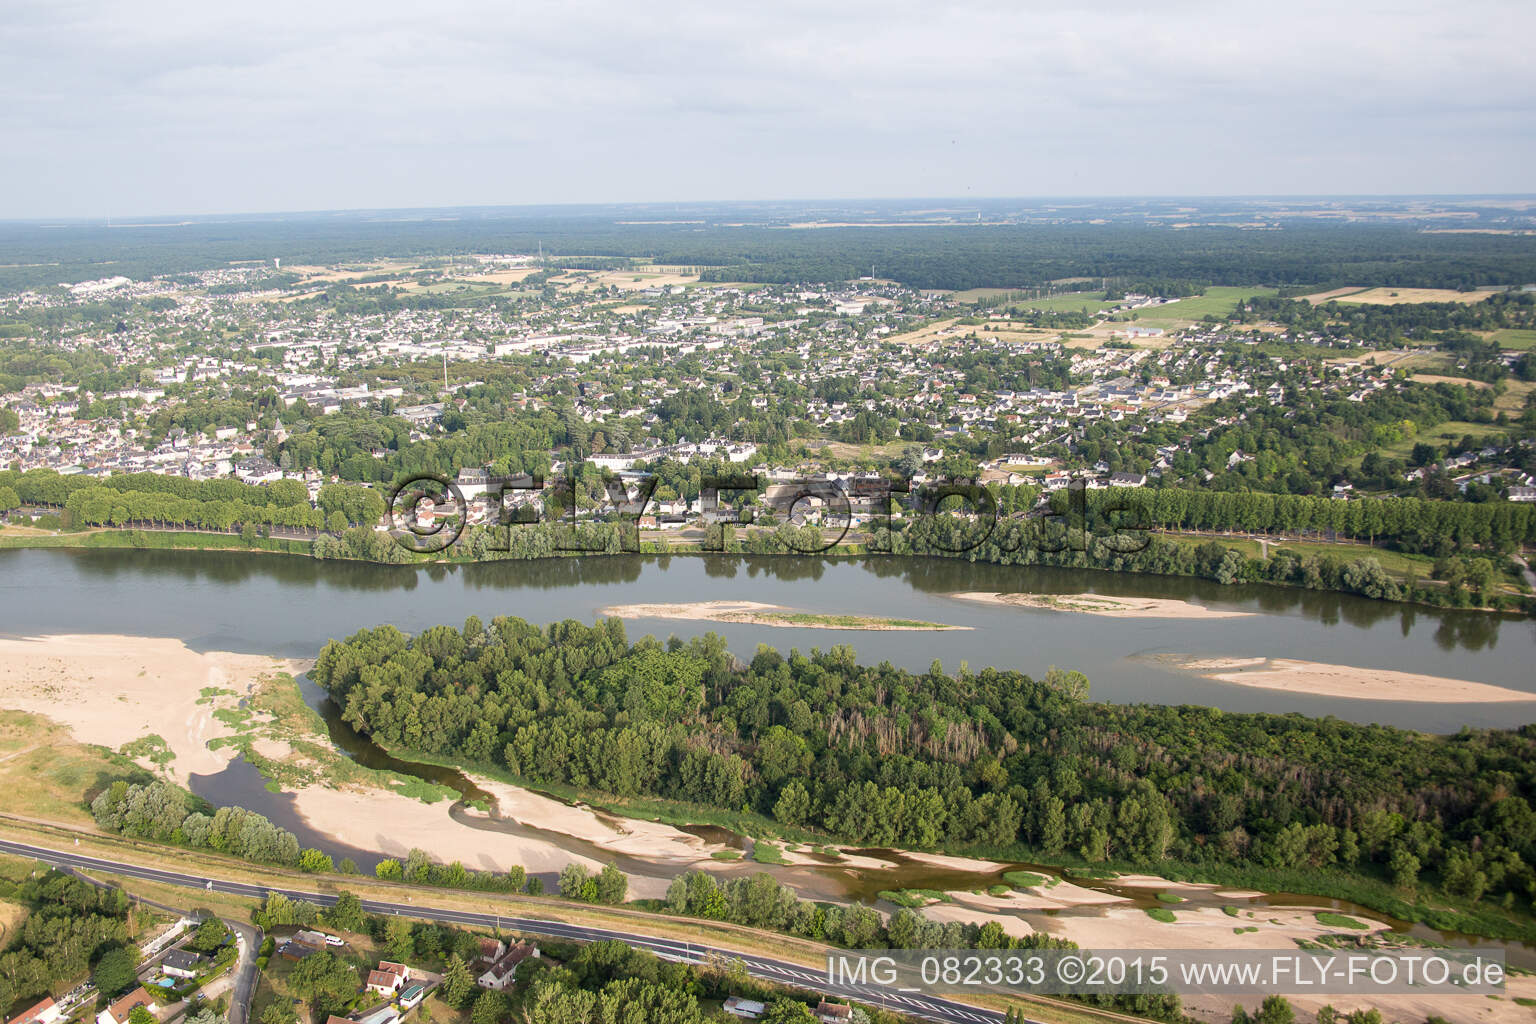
3, 546, 1536, 731
5, 546, 1536, 962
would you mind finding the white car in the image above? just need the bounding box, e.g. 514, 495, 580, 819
324, 936, 344, 947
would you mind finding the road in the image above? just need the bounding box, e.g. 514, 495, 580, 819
0, 839, 1012, 1024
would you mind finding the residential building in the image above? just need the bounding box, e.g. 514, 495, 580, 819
160, 949, 204, 979
815, 1002, 853, 1024
97, 989, 155, 1024
8, 997, 62, 1024
476, 942, 540, 990
723, 997, 766, 1019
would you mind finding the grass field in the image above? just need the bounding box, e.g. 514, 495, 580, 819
1495, 379, 1535, 413
1002, 870, 1048, 890
1316, 911, 1371, 930
1163, 533, 1438, 579
0, 710, 134, 822
0, 527, 314, 556
1335, 287, 1496, 305
1005, 291, 1116, 314
1489, 328, 1536, 351
748, 612, 959, 630
1300, 287, 1372, 303
751, 840, 788, 864
1376, 420, 1505, 460
1128, 286, 1279, 326
0, 896, 27, 947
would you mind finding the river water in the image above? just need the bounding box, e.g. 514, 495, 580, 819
4, 547, 1535, 960
4, 547, 1534, 731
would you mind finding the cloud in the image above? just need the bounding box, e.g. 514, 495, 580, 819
2, 0, 1533, 216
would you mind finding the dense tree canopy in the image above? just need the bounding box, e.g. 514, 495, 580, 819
315, 617, 1536, 924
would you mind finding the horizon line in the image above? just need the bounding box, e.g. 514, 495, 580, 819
6, 192, 1536, 227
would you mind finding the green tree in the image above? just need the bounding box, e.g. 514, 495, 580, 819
558, 863, 594, 901
761, 1000, 819, 1024
595, 864, 628, 905
1256, 995, 1295, 1024
92, 946, 139, 996
298, 848, 333, 873
289, 951, 358, 1016
187, 917, 229, 953
439, 954, 474, 1009
469, 990, 510, 1024
323, 892, 364, 933
384, 916, 415, 962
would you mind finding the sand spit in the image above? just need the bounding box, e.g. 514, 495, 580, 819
1151, 653, 1536, 703
949, 591, 1252, 619
0, 633, 309, 785
598, 601, 969, 630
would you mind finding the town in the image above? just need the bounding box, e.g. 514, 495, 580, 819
3, 258, 1533, 548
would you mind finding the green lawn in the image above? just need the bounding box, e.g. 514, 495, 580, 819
751, 841, 788, 865
1374, 420, 1506, 462
1488, 328, 1536, 351
1266, 542, 1438, 578
1163, 533, 1437, 580
1316, 911, 1371, 930
1129, 286, 1279, 327
1002, 870, 1048, 890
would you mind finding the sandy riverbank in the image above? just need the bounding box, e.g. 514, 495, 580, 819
599, 600, 969, 630
1150, 653, 1536, 703
0, 633, 310, 785
285, 777, 724, 900
949, 591, 1252, 619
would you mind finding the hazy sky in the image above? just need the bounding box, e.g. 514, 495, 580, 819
4, 0, 1534, 218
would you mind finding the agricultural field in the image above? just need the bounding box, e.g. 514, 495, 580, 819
1128, 286, 1280, 326
1494, 378, 1535, 413
1335, 287, 1498, 305
1300, 286, 1372, 303
1488, 328, 1536, 350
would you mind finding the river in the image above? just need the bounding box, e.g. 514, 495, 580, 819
3, 547, 1534, 731
4, 546, 1534, 961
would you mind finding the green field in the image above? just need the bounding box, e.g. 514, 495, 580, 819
1316, 911, 1371, 930
1377, 420, 1506, 460
1489, 328, 1536, 351
1002, 870, 1048, 890
1128, 286, 1280, 326
1162, 533, 1438, 579
1007, 291, 1117, 314
0, 528, 313, 556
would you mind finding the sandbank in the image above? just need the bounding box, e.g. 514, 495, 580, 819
949, 592, 1251, 619
599, 601, 968, 630
0, 633, 310, 785
1150, 653, 1536, 703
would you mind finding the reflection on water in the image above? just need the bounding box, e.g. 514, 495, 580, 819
4, 547, 1535, 733
0, 543, 1521, 961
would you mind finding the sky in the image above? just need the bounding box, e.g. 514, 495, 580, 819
4, 0, 1535, 219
